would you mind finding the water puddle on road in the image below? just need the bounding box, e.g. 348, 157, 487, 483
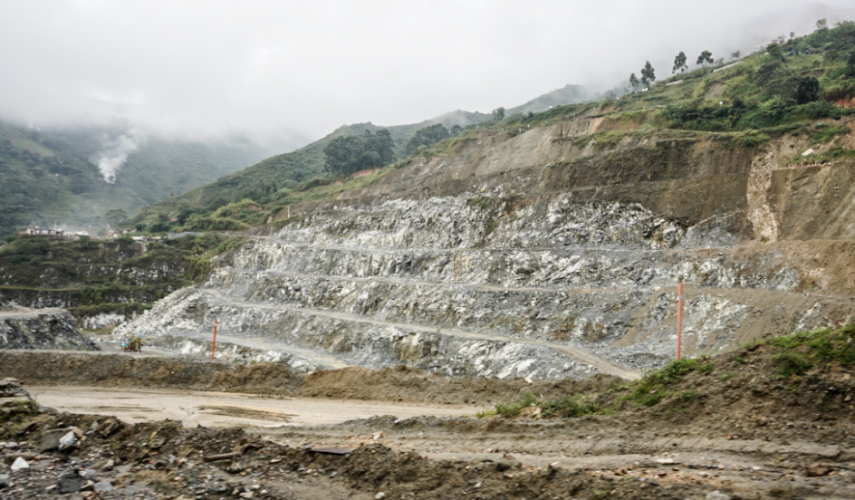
29, 386, 479, 428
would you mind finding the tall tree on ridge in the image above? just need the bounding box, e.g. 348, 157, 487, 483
673, 51, 688, 74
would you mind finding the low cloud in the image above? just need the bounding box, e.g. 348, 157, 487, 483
0, 1, 852, 144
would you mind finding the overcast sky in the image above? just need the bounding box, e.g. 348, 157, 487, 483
1, 0, 854, 145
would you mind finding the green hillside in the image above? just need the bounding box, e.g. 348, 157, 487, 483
0, 122, 271, 239
128, 110, 492, 230
129, 21, 855, 236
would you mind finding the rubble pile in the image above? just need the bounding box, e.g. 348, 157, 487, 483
0, 305, 98, 351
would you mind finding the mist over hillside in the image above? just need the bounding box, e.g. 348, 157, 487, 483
0, 121, 279, 237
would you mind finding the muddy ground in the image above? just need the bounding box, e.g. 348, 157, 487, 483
3, 336, 855, 499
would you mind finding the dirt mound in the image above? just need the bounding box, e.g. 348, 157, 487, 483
2, 410, 704, 500
0, 351, 301, 395
461, 325, 855, 452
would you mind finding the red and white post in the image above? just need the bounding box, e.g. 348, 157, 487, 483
676, 282, 683, 361
211, 318, 218, 360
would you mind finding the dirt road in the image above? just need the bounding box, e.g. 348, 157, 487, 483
202, 289, 642, 380
28, 386, 481, 428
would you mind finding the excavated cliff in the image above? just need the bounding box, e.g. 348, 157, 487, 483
116, 114, 855, 380
0, 303, 99, 350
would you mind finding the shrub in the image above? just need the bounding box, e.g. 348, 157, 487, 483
774, 352, 813, 377
813, 124, 850, 143
495, 392, 537, 417
541, 396, 602, 418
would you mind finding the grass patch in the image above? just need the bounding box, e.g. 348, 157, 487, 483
767, 325, 855, 378
697, 363, 715, 374
812, 124, 850, 143
773, 352, 814, 378
540, 396, 604, 418
494, 392, 538, 418
679, 390, 698, 402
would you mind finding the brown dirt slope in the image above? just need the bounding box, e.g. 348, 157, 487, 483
0, 351, 619, 406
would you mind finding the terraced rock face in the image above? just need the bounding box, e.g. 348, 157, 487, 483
0, 304, 99, 351
117, 119, 855, 380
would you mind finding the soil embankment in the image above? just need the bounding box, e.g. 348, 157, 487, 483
0, 350, 618, 406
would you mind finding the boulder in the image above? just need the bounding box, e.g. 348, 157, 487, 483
39, 427, 75, 452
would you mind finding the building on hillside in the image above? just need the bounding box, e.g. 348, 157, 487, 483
20, 228, 70, 240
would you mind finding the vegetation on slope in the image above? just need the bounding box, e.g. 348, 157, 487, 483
0, 234, 244, 324
0, 121, 268, 239
482, 324, 855, 431
127, 20, 855, 240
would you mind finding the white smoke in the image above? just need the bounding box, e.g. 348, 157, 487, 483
91, 131, 143, 184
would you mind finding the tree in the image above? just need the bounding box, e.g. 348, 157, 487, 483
628, 72, 640, 91
672, 51, 688, 74
403, 124, 451, 155
323, 129, 396, 176
323, 135, 363, 176
640, 61, 656, 87
816, 19, 828, 31
104, 208, 128, 228
697, 50, 713, 68
731, 50, 742, 60
492, 107, 505, 121
847, 51, 855, 77
365, 129, 395, 166
449, 125, 463, 136
766, 42, 784, 61
795, 76, 820, 104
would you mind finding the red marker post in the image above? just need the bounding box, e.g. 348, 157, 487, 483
676, 283, 683, 361
211, 318, 218, 360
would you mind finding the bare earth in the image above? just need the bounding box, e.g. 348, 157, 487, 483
28, 386, 480, 427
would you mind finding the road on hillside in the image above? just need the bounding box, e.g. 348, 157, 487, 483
202, 289, 642, 380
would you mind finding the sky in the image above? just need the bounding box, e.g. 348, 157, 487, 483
0, 0, 854, 146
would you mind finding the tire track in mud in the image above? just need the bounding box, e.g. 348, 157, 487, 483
202, 289, 642, 380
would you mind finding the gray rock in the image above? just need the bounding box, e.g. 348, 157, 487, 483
94, 459, 115, 471
93, 481, 113, 492
39, 427, 74, 452
58, 430, 78, 450
0, 306, 99, 351
58, 473, 87, 494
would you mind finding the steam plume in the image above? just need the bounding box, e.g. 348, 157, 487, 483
91, 131, 143, 184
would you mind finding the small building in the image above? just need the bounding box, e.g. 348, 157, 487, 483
20, 228, 70, 240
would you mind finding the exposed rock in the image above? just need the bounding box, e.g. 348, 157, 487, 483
40, 427, 76, 452
0, 305, 98, 351
57, 472, 87, 494
807, 463, 831, 477
115, 127, 855, 379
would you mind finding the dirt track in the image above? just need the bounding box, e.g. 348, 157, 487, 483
5, 342, 855, 498
202, 288, 643, 380
28, 386, 480, 427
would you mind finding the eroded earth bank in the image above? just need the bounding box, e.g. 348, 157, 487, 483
4, 333, 855, 500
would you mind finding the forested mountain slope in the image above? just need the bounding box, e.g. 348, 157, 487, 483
0, 121, 270, 238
